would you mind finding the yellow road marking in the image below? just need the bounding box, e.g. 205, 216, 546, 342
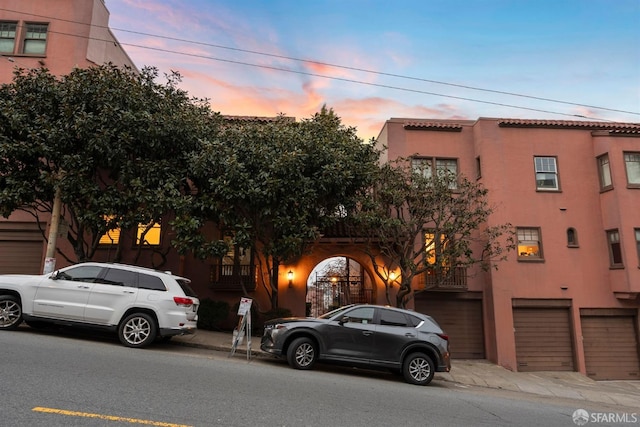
32, 407, 192, 427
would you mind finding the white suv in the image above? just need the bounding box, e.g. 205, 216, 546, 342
0, 262, 199, 348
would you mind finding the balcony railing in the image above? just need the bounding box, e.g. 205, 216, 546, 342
419, 266, 467, 291
209, 263, 256, 291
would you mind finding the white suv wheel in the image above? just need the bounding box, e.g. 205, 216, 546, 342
119, 313, 157, 348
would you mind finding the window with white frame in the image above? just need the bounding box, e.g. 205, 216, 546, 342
0, 21, 17, 53
517, 227, 543, 260
606, 229, 623, 267
411, 157, 458, 189
597, 154, 612, 190
23, 23, 48, 55
534, 156, 559, 191
624, 152, 640, 186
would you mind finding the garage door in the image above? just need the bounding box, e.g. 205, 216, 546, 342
582, 316, 640, 380
0, 224, 44, 274
514, 307, 574, 372
415, 297, 484, 359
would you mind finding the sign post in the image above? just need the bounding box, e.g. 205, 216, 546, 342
230, 297, 252, 360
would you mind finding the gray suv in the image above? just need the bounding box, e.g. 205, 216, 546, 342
261, 304, 451, 385
0, 262, 199, 348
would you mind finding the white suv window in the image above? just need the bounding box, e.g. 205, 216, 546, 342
101, 268, 137, 287
139, 273, 166, 291
58, 265, 104, 282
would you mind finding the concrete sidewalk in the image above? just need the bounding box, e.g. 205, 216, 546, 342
171, 329, 640, 409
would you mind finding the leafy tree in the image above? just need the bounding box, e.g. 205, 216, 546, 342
177, 107, 379, 309
0, 64, 218, 264
352, 157, 514, 308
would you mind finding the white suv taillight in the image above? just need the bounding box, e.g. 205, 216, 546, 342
173, 296, 193, 307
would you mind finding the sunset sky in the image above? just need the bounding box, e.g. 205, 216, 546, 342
105, 0, 640, 141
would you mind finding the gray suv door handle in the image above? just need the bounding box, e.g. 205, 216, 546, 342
362, 331, 373, 336
123, 290, 135, 294
77, 285, 90, 289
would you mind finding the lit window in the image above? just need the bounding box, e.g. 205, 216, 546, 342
136, 222, 161, 245
624, 152, 640, 186
23, 23, 48, 55
534, 157, 559, 191
425, 232, 448, 266
99, 228, 120, 245
98, 220, 161, 246
597, 154, 612, 190
0, 21, 17, 53
517, 227, 543, 260
606, 229, 623, 267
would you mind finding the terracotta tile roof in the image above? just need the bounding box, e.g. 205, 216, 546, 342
223, 115, 295, 123
496, 118, 640, 132
403, 121, 464, 131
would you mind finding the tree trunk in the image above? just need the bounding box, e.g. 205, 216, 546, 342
270, 259, 279, 309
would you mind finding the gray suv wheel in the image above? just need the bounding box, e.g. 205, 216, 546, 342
403, 352, 435, 386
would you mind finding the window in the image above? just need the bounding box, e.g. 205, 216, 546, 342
606, 230, 623, 267
635, 229, 640, 267
101, 268, 137, 287
0, 21, 17, 53
379, 309, 410, 327
517, 227, 543, 260
597, 154, 612, 190
624, 152, 640, 186
567, 228, 579, 247
139, 274, 167, 291
136, 222, 161, 245
99, 220, 161, 246
534, 157, 559, 191
475, 156, 482, 179
57, 265, 105, 282
220, 234, 251, 275
343, 307, 374, 324
425, 231, 449, 266
22, 23, 48, 55
99, 228, 121, 245
411, 157, 458, 189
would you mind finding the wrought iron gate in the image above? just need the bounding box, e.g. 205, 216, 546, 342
306, 274, 372, 317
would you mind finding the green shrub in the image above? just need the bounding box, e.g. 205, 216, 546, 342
197, 299, 230, 331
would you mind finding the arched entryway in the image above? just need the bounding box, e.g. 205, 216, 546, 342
305, 256, 373, 317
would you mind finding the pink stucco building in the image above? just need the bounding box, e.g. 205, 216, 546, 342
2, 1, 638, 381
377, 117, 640, 380
0, 0, 136, 274
0, 0, 135, 81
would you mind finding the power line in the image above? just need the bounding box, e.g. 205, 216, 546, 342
112, 28, 638, 117
106, 41, 620, 121
1, 7, 638, 120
